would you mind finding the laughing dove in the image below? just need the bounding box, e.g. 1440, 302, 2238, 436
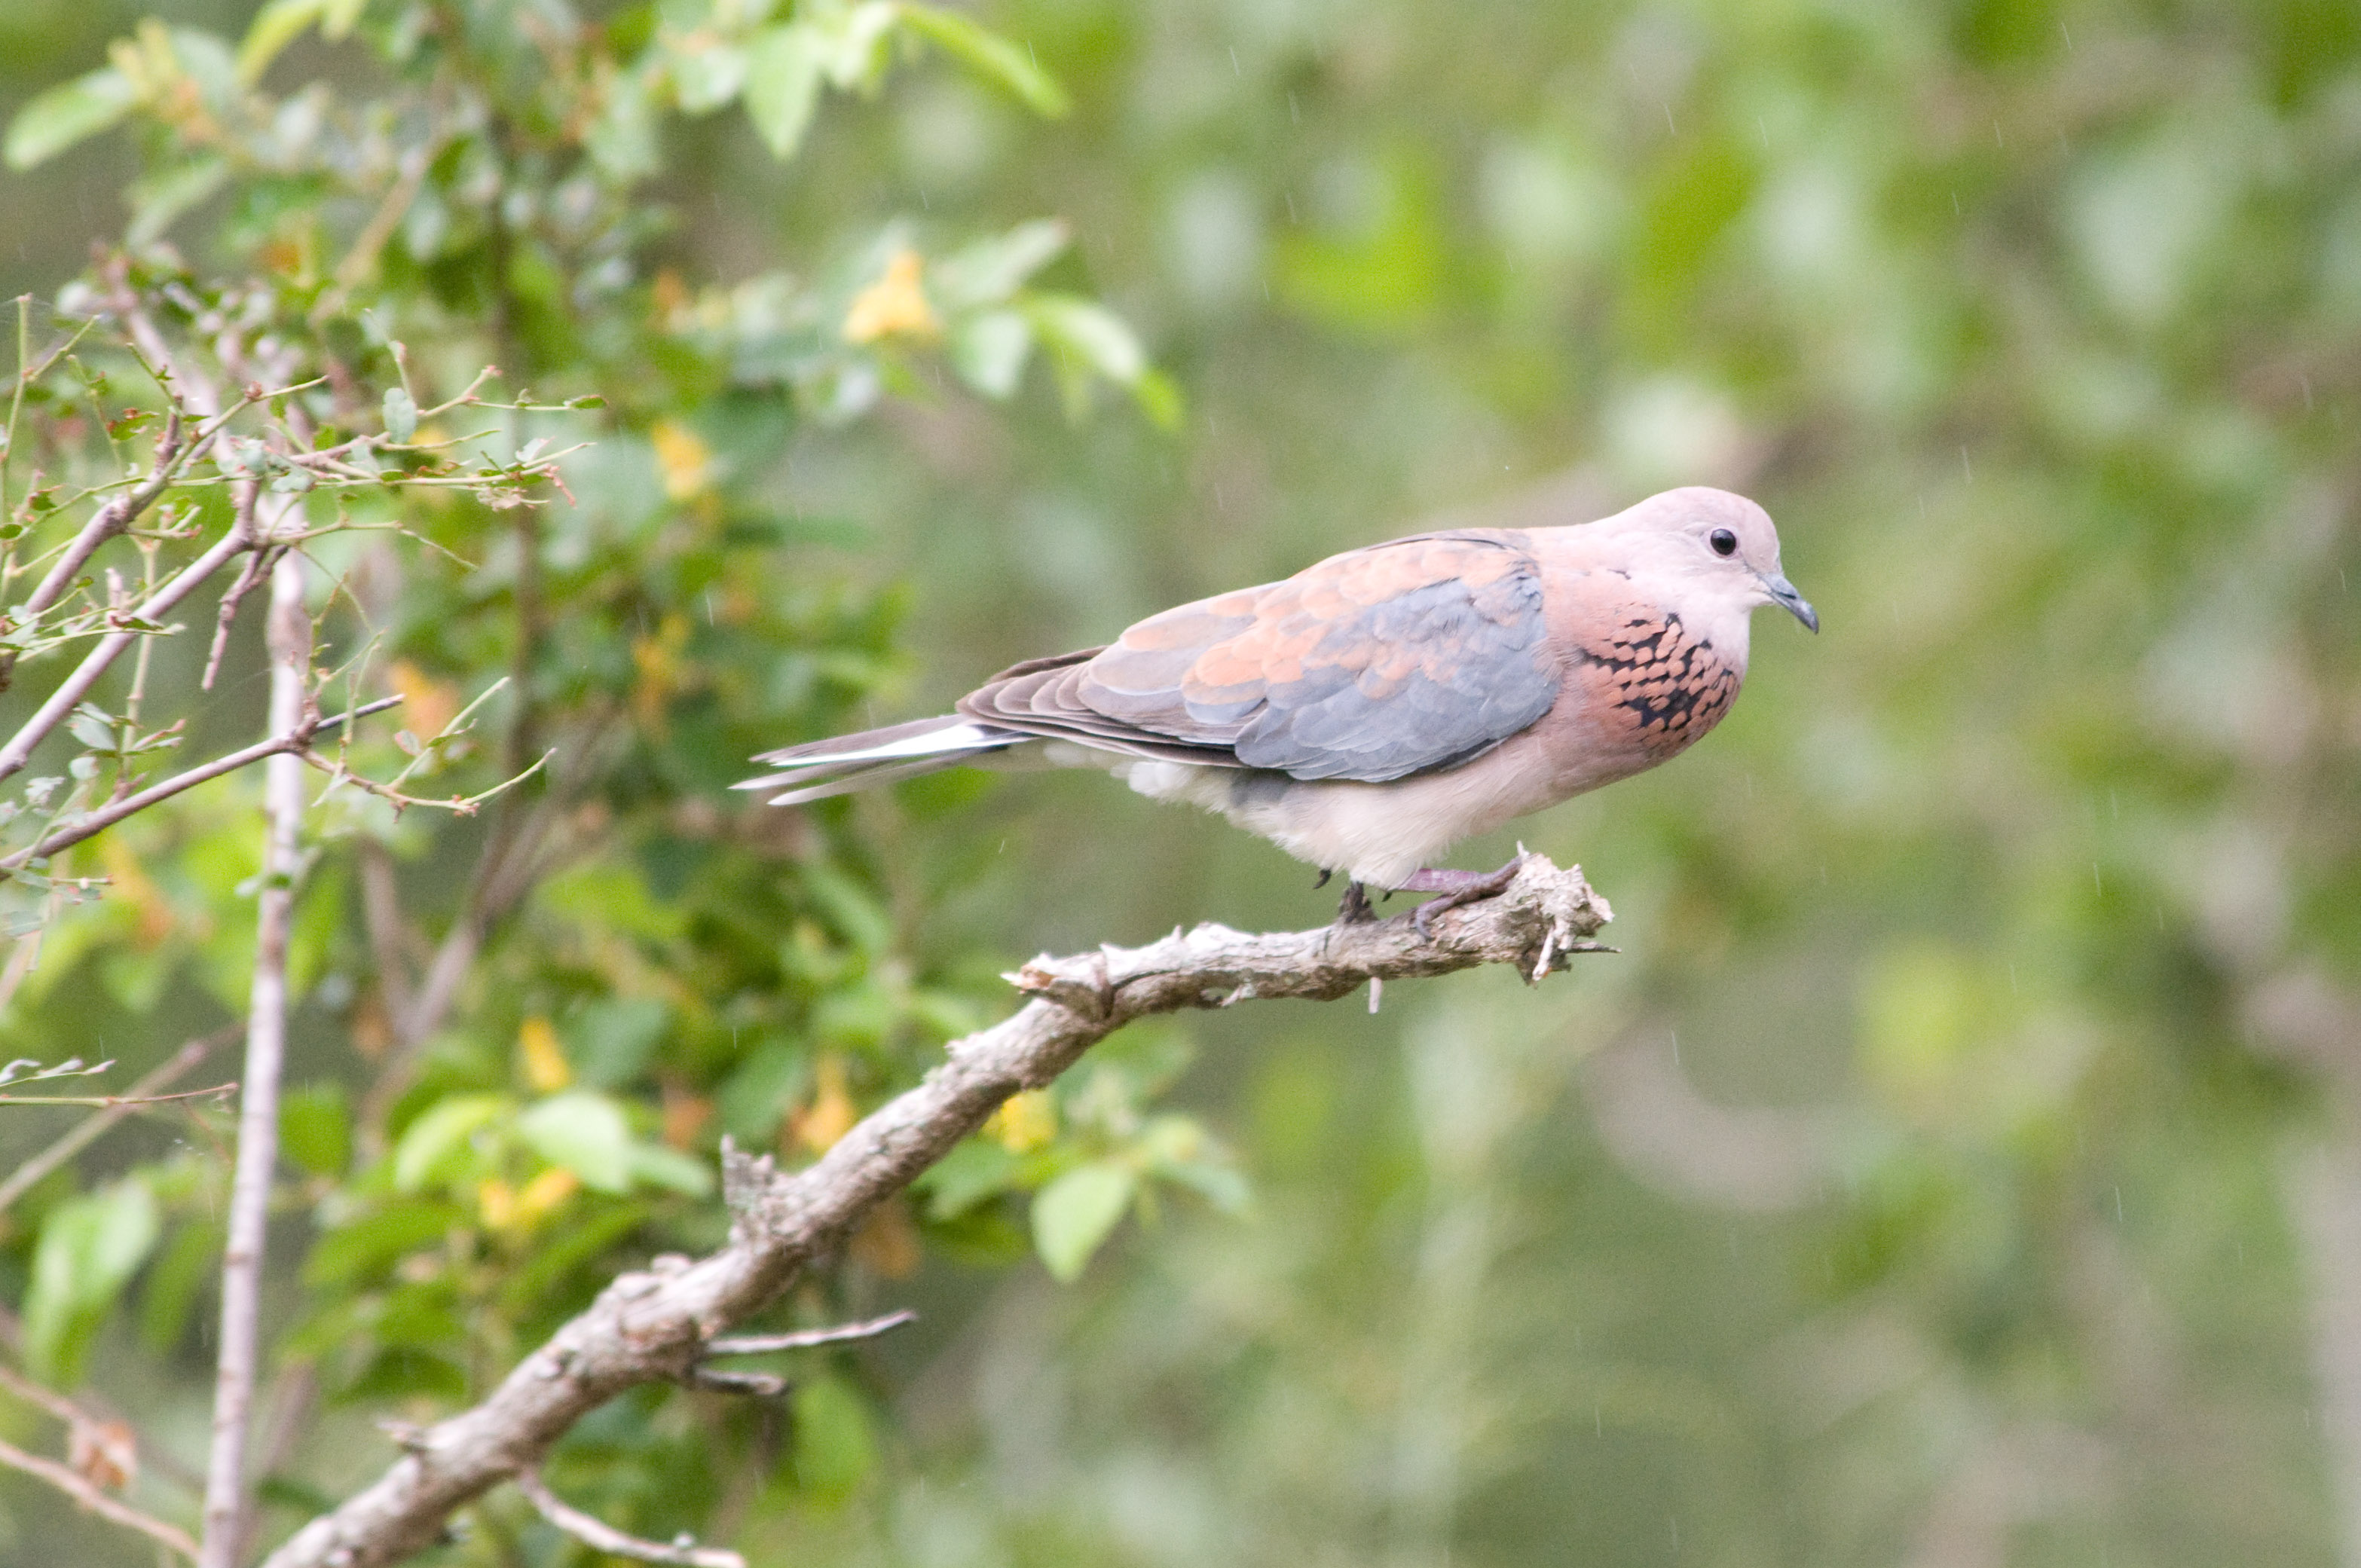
738, 486, 1815, 926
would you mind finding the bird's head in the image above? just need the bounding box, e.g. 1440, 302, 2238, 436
1612, 486, 1818, 633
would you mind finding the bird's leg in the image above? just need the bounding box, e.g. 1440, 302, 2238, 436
1314, 868, 1332, 889
1397, 854, 1530, 939
1335, 881, 1378, 925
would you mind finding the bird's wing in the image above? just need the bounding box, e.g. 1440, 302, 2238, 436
959, 532, 1561, 782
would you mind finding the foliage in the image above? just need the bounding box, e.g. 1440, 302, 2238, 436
0, 0, 1214, 1560
0, 0, 2356, 1566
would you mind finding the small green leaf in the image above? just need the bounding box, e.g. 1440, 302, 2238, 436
303, 1200, 469, 1287
24, 1178, 161, 1384
280, 1083, 351, 1177
1032, 1160, 1135, 1282
948, 310, 1033, 399
5, 68, 137, 171
627, 1143, 714, 1196
932, 219, 1071, 309
236, 0, 327, 86
792, 1377, 876, 1499
381, 386, 417, 443
915, 1137, 1019, 1221
390, 1093, 509, 1194
516, 1090, 634, 1193
745, 23, 825, 160
897, 5, 1069, 117
670, 39, 748, 114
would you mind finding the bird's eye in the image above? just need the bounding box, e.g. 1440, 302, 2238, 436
1709, 528, 1739, 557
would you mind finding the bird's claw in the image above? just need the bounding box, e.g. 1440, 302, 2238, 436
1335, 882, 1378, 925
1405, 854, 1529, 940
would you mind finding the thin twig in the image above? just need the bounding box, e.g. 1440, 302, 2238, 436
0, 518, 255, 785
262, 857, 1613, 1568
0, 1359, 102, 1429
512, 1469, 744, 1568
0, 1432, 197, 1561
199, 551, 311, 1568
0, 695, 402, 872
702, 1310, 916, 1356
0, 1084, 234, 1108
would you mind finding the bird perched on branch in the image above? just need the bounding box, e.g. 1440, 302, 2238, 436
738, 486, 1815, 930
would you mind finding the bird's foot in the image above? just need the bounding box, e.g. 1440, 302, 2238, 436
1335, 881, 1379, 925
1399, 854, 1529, 939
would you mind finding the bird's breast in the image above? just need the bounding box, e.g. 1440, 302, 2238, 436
1552, 606, 1745, 785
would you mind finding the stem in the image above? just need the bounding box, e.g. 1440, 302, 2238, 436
198, 550, 312, 1568
0, 521, 253, 785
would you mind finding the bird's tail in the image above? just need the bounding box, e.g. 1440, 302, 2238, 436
732, 717, 1025, 805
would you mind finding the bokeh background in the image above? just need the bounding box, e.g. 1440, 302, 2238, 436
4, 1, 2359, 1564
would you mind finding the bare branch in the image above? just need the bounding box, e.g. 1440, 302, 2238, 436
0, 1432, 197, 1561
702, 1310, 917, 1357
512, 1468, 745, 1568
200, 551, 311, 1568
0, 1083, 234, 1108
261, 857, 1612, 1568
0, 695, 402, 871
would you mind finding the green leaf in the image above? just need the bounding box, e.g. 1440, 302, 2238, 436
237, 0, 328, 86
792, 1376, 876, 1500
381, 386, 417, 443
1032, 1160, 1135, 1282
5, 68, 137, 171
303, 1200, 469, 1288
627, 1143, 714, 1196
23, 1178, 161, 1384
915, 1136, 1019, 1221
1023, 294, 1182, 426
127, 157, 230, 246
670, 38, 748, 115
933, 219, 1072, 309
137, 1221, 220, 1355
897, 4, 1069, 117
516, 1090, 635, 1193
66, 705, 119, 753
390, 1093, 509, 1194
280, 1083, 351, 1177
745, 23, 825, 160
949, 310, 1034, 399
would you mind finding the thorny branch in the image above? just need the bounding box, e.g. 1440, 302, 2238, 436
264, 857, 1613, 1568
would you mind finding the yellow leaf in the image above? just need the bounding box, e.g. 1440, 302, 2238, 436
518, 1016, 571, 1093
986, 1088, 1057, 1153
515, 1166, 580, 1223
650, 417, 714, 501
843, 249, 939, 344
789, 1055, 858, 1154
388, 659, 460, 741
477, 1177, 515, 1230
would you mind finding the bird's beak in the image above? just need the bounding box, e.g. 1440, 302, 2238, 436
1760, 571, 1818, 633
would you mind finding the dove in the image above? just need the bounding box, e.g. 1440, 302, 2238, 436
736, 486, 1816, 928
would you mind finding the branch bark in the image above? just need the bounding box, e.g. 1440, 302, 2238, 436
200, 548, 312, 1568
262, 856, 1610, 1568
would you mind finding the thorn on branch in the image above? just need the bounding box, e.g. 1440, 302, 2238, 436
512, 1468, 744, 1568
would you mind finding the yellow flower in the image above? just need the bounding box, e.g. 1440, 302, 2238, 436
985, 1089, 1057, 1153
518, 1016, 571, 1093
650, 417, 715, 501
843, 249, 939, 344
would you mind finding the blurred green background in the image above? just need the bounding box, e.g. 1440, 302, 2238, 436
5, 0, 2360, 1564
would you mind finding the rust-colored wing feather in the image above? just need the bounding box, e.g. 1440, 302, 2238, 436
958, 533, 1561, 783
